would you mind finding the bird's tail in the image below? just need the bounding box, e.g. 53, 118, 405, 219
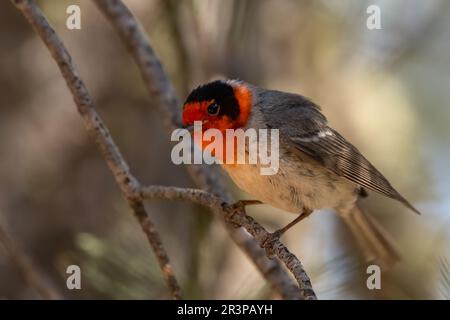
340, 204, 400, 269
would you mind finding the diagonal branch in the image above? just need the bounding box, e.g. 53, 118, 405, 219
11, 0, 181, 299
10, 0, 316, 300
94, 0, 315, 300
0, 223, 62, 299
138, 185, 317, 299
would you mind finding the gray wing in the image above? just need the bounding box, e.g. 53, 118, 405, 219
258, 91, 420, 214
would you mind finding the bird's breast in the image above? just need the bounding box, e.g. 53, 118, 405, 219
221, 149, 358, 213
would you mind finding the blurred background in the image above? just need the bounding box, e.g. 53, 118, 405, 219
1, 0, 449, 299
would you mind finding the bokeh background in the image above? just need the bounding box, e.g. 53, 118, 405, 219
1, 0, 449, 299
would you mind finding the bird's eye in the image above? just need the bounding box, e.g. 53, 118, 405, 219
207, 102, 220, 116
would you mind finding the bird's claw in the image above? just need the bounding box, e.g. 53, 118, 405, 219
261, 230, 283, 258
222, 202, 244, 228
222, 200, 261, 228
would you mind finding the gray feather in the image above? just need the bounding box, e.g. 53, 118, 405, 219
254, 88, 420, 215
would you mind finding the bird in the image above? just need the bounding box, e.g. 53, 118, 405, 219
181, 79, 420, 268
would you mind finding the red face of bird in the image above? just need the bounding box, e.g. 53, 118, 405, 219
182, 80, 252, 132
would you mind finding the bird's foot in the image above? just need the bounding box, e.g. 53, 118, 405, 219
261, 229, 283, 258
222, 200, 262, 228
235, 200, 263, 207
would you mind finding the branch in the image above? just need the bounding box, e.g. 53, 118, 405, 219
0, 223, 62, 299
11, 0, 181, 299
94, 0, 315, 300
138, 186, 316, 299
10, 0, 316, 300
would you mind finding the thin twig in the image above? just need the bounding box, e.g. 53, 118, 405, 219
95, 0, 314, 300
11, 0, 181, 299
0, 223, 62, 299
10, 0, 316, 300
138, 185, 316, 299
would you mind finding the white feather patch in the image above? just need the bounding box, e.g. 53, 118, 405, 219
292, 129, 333, 142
